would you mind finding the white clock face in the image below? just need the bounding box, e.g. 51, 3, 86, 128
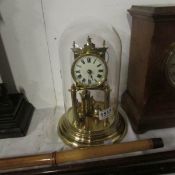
72, 55, 107, 88
166, 52, 175, 87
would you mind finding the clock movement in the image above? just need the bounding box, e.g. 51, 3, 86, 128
122, 6, 175, 133
58, 33, 127, 147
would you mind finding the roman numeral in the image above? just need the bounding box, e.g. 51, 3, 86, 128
78, 74, 82, 79
97, 74, 102, 78
98, 69, 103, 72
97, 64, 101, 67
88, 79, 91, 84
82, 78, 86, 83
76, 70, 80, 74
87, 57, 91, 63
81, 60, 85, 64
93, 59, 97, 64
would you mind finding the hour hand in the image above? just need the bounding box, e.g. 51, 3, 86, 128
87, 69, 93, 80
87, 69, 92, 75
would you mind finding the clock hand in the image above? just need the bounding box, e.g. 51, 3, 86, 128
87, 69, 93, 80
87, 69, 92, 74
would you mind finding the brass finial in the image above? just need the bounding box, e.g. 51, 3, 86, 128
87, 36, 92, 45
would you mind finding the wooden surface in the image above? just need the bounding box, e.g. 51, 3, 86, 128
122, 6, 175, 133
128, 5, 175, 17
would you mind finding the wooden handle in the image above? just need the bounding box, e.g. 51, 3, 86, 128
0, 138, 163, 171
56, 138, 163, 163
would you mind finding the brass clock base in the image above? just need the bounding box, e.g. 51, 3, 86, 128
58, 108, 127, 147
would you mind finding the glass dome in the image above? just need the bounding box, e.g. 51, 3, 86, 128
58, 18, 127, 147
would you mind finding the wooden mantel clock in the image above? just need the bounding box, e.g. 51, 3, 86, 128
122, 6, 175, 133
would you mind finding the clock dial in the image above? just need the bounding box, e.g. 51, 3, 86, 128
166, 51, 175, 87
72, 55, 107, 88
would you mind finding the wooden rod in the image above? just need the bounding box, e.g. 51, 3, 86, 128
0, 138, 163, 171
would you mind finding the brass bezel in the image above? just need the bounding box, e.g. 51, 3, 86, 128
165, 43, 175, 88
71, 53, 108, 89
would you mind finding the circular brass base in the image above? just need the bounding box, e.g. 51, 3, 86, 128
58, 108, 127, 147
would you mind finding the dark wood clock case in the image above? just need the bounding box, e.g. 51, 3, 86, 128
121, 6, 175, 133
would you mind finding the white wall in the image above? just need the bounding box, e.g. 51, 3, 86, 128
1, 0, 175, 108
0, 0, 56, 108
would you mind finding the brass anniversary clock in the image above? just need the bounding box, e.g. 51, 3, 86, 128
58, 36, 126, 147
